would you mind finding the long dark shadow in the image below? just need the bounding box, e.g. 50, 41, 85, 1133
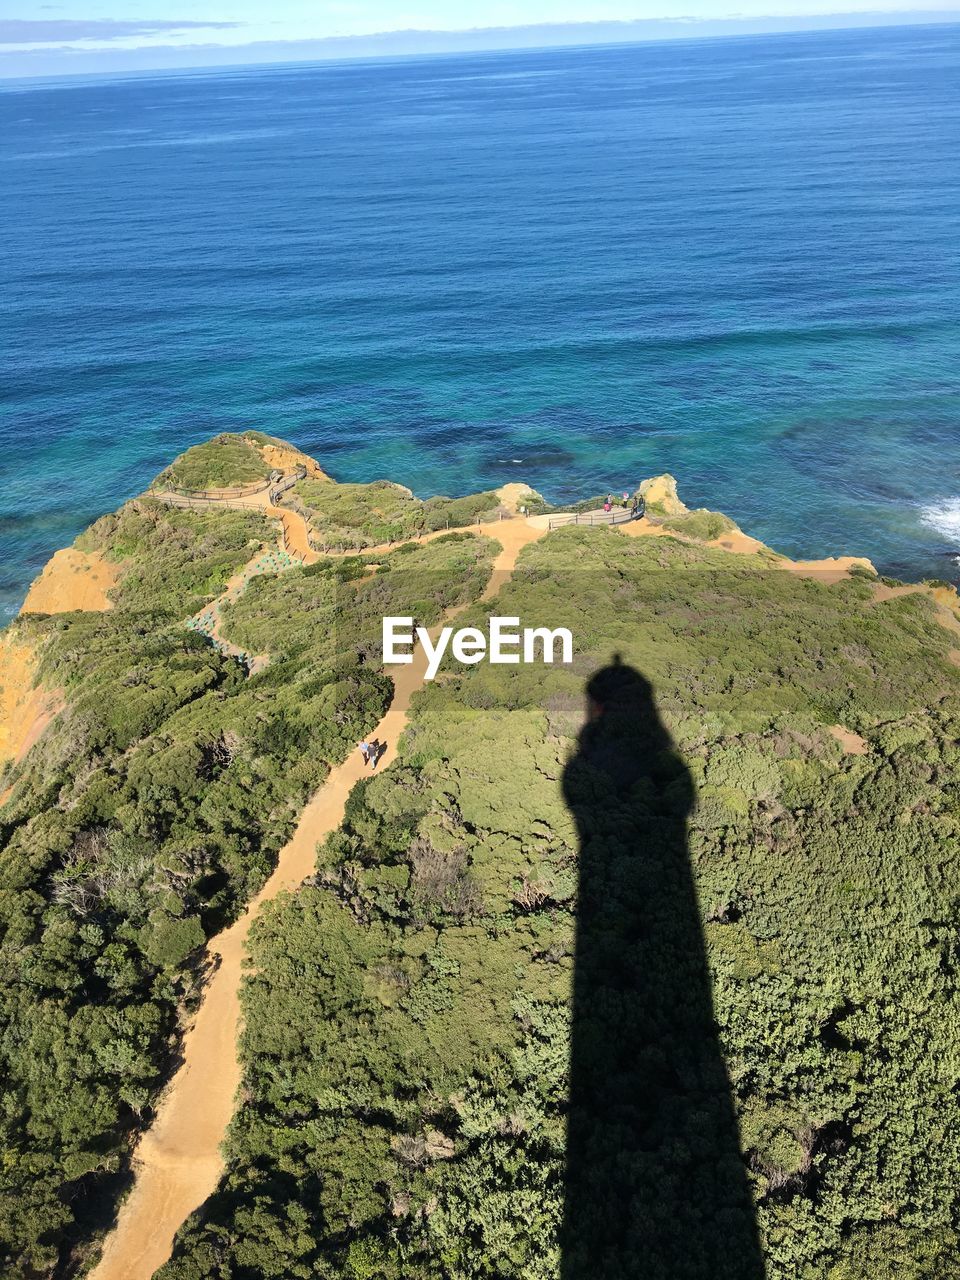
561, 658, 765, 1280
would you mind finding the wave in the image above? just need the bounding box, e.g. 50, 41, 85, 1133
919, 497, 960, 545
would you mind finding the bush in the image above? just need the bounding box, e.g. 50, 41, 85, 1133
153, 432, 274, 491
661, 508, 738, 541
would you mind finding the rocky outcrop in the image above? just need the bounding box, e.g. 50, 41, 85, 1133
259, 441, 331, 482
638, 474, 689, 517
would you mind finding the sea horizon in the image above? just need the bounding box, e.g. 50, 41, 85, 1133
2, 23, 960, 615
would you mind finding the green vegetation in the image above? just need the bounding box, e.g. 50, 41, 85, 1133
288, 479, 500, 550
152, 432, 276, 492
218, 532, 494, 664
78, 498, 274, 615
0, 468, 495, 1276
6, 440, 960, 1280
422, 491, 502, 531
159, 528, 960, 1280
661, 507, 738, 540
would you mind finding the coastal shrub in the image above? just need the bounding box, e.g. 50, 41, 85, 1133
161, 524, 960, 1280
0, 455, 497, 1277
422, 491, 499, 529
289, 478, 425, 549
7, 445, 960, 1280
289, 480, 503, 549
152, 431, 274, 491
77, 499, 272, 615
662, 508, 738, 540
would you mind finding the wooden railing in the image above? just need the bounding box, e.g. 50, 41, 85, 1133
268, 465, 307, 504
153, 465, 307, 509
164, 476, 274, 501
547, 506, 638, 531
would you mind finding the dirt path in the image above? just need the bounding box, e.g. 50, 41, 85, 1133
615, 515, 876, 581
265, 501, 318, 562
90, 519, 545, 1280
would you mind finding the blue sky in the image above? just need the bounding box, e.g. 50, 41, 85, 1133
3, 0, 960, 76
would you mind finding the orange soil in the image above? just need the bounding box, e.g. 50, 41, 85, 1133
0, 636, 62, 775
266, 501, 318, 561
90, 518, 546, 1280
259, 442, 331, 481
828, 724, 870, 755
20, 547, 119, 615
496, 482, 540, 514
0, 545, 113, 791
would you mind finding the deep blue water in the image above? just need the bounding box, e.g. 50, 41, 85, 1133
3, 25, 960, 615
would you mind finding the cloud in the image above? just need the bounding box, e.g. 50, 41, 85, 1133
0, 18, 240, 45
2, 9, 960, 76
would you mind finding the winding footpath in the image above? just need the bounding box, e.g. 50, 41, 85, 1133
90, 516, 545, 1280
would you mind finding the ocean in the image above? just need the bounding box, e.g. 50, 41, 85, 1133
2, 24, 960, 615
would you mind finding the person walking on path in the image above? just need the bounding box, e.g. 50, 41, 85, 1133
359, 741, 371, 766
369, 739, 382, 769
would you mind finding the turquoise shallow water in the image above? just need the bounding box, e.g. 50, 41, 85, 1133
2, 25, 960, 614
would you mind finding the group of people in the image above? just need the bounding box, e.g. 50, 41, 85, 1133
602, 491, 644, 519
359, 739, 384, 769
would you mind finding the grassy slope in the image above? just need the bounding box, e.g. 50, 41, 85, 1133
151, 432, 277, 492
288, 479, 501, 550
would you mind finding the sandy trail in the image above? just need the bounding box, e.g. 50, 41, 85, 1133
90, 518, 545, 1280
155, 472, 526, 567
265, 501, 318, 561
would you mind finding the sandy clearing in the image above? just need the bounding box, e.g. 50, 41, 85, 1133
20, 547, 119, 616
637, 474, 688, 516
780, 557, 874, 584
829, 724, 870, 755
705, 526, 874, 579
89, 519, 547, 1280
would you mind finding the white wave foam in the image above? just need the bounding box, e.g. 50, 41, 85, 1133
919, 497, 960, 545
